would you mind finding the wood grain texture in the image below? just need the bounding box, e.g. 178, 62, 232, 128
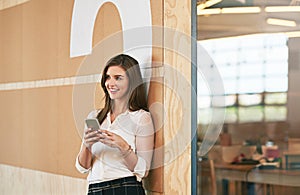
0, 0, 123, 178
0, 85, 89, 178
0, 0, 75, 82
0, 164, 87, 194
143, 1, 164, 194
144, 79, 164, 194
0, 3, 23, 83
0, 0, 192, 194
163, 0, 192, 194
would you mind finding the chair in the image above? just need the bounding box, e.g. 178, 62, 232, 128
198, 158, 217, 195
209, 159, 217, 195
284, 138, 300, 169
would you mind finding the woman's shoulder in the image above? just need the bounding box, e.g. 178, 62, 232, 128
130, 109, 152, 122
130, 109, 154, 134
130, 109, 150, 116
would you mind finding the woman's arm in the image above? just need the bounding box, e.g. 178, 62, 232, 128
132, 131, 154, 177
76, 128, 102, 171
132, 112, 155, 177
77, 144, 93, 170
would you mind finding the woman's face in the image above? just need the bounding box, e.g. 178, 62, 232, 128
105, 65, 130, 102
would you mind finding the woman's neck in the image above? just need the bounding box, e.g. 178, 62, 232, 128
111, 100, 129, 115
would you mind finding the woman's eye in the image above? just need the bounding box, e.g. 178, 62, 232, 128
116, 76, 122, 80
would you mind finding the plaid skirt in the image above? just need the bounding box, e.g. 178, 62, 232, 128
87, 176, 146, 195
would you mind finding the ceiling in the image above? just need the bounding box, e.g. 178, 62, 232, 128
197, 0, 300, 40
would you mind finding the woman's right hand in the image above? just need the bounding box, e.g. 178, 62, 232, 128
83, 128, 102, 150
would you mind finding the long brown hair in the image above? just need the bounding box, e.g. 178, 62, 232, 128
97, 54, 148, 125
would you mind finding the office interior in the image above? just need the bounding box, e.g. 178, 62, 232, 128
0, 0, 189, 194
1, 0, 300, 194
197, 0, 300, 195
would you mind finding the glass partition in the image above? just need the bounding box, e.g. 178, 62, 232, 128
197, 0, 300, 194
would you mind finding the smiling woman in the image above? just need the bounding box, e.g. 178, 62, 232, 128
0, 0, 194, 194
105, 66, 130, 105
75, 54, 154, 195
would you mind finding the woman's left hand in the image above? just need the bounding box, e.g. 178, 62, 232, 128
98, 129, 128, 151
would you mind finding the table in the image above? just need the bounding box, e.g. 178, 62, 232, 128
215, 163, 300, 186
214, 163, 300, 195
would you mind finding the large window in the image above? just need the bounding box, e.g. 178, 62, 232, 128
197, 33, 288, 124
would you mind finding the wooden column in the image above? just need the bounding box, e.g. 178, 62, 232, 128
148, 0, 192, 194
163, 0, 191, 194
145, 1, 192, 194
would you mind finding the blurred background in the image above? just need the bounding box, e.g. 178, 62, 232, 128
197, 0, 300, 194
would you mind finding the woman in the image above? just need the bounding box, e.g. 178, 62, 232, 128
75, 54, 154, 195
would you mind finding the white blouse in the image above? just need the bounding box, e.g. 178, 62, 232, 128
75, 109, 154, 184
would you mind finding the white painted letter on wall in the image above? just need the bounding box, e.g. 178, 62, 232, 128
70, 0, 152, 68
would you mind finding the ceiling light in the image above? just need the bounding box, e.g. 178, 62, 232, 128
197, 4, 206, 10
205, 0, 222, 8
265, 6, 300, 12
197, 0, 222, 10
267, 18, 297, 27
197, 8, 221, 15
197, 7, 261, 15
285, 31, 300, 37
221, 7, 261, 14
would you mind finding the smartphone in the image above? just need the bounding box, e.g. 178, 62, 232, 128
85, 118, 101, 131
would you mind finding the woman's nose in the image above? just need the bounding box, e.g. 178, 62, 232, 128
106, 78, 116, 86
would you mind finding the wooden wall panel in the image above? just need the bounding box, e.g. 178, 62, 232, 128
93, 2, 122, 47
0, 0, 29, 11
142, 1, 165, 194
57, 85, 85, 178
57, 84, 105, 178
0, 85, 103, 178
21, 0, 59, 81
0, 0, 161, 175
0, 0, 193, 194
0, 5, 22, 83
21, 87, 59, 171
0, 0, 125, 83
144, 78, 164, 193
0, 13, 2, 73
151, 0, 164, 68
163, 0, 191, 194
0, 90, 22, 166
57, 1, 124, 78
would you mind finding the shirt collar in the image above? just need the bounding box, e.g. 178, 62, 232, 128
107, 109, 140, 118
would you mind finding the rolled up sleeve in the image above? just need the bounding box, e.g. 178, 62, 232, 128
75, 154, 90, 174
132, 156, 147, 180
